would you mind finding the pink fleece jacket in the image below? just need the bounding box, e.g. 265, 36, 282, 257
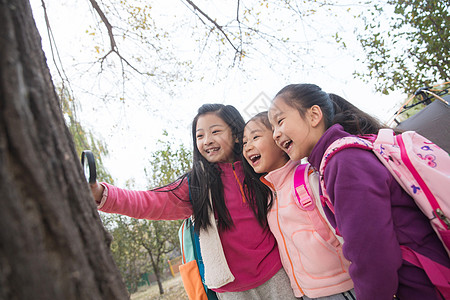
262, 160, 354, 298
98, 161, 282, 293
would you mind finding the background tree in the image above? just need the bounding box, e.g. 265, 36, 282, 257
102, 214, 150, 294
102, 132, 191, 295
348, 0, 449, 95
138, 132, 191, 294
0, 0, 128, 298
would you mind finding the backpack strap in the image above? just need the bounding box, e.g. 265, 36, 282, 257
401, 246, 450, 298
293, 163, 342, 245
293, 164, 315, 211
186, 175, 219, 300
319, 136, 374, 215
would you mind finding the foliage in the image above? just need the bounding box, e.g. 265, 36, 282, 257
140, 131, 191, 294
350, 0, 449, 95
102, 214, 149, 293
59, 86, 114, 184
145, 130, 192, 188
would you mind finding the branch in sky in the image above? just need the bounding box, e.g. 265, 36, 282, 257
183, 0, 242, 57
89, 0, 146, 75
89, 0, 116, 51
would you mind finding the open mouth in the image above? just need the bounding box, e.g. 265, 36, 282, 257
249, 154, 261, 164
206, 147, 220, 154
281, 140, 292, 150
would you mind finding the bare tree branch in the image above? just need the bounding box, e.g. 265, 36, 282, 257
89, 0, 148, 75
89, 0, 117, 51
183, 0, 242, 56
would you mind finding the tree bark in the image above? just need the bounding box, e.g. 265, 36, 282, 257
0, 0, 129, 299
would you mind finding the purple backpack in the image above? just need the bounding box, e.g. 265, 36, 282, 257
319, 128, 450, 297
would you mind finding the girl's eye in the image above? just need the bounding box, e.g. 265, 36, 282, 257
242, 141, 247, 146
212, 130, 221, 134
277, 118, 284, 125
253, 135, 260, 140
196, 134, 203, 139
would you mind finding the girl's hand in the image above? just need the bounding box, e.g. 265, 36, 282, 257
90, 182, 104, 205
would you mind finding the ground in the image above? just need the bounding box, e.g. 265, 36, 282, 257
131, 274, 188, 300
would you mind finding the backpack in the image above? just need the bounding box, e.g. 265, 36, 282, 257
178, 218, 218, 300
293, 163, 343, 245
319, 128, 450, 297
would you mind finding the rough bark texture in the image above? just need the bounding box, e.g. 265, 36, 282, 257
0, 1, 129, 299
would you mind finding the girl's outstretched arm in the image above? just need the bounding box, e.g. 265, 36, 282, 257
94, 180, 192, 221
324, 148, 403, 300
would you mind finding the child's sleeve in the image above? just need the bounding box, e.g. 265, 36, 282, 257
324, 148, 403, 300
98, 179, 193, 220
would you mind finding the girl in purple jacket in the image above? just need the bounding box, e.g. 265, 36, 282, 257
267, 83, 450, 300
90, 104, 296, 299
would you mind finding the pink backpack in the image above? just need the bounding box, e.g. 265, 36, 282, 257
319, 128, 450, 297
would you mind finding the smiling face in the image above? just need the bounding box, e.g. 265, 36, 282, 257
243, 119, 288, 173
269, 96, 325, 161
195, 113, 236, 163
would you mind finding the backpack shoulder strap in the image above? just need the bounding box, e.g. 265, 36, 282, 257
293, 164, 315, 211
318, 136, 374, 219
293, 163, 342, 245
320, 136, 374, 176
179, 218, 196, 264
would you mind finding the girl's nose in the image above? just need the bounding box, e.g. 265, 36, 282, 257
204, 134, 213, 145
272, 127, 281, 141
244, 141, 253, 151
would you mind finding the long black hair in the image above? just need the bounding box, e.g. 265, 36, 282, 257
188, 104, 272, 231
275, 83, 385, 135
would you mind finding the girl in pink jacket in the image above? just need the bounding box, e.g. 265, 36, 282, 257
90, 104, 296, 300
243, 111, 355, 299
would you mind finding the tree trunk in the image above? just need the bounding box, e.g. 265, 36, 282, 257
148, 251, 165, 295
0, 1, 129, 299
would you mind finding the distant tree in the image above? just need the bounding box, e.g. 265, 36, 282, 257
104, 132, 191, 295
138, 132, 191, 294
102, 214, 149, 294
131, 217, 181, 295
348, 0, 449, 95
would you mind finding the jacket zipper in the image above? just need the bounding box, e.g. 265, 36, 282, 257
274, 191, 304, 294
231, 162, 247, 203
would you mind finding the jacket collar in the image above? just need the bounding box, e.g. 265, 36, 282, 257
216, 161, 243, 176
263, 160, 299, 190
308, 124, 351, 171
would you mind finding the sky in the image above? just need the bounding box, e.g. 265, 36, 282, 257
30, 0, 406, 188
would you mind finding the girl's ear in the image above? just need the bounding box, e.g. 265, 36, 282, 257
309, 105, 324, 128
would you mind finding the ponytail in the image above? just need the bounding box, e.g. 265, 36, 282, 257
274, 83, 393, 137
329, 93, 385, 135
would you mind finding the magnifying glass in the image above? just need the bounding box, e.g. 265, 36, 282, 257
81, 150, 97, 184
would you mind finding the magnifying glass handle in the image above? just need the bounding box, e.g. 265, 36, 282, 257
81, 150, 97, 184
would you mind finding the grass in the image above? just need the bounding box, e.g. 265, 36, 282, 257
131, 274, 189, 300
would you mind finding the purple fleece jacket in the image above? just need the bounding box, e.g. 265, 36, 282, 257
308, 124, 449, 300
